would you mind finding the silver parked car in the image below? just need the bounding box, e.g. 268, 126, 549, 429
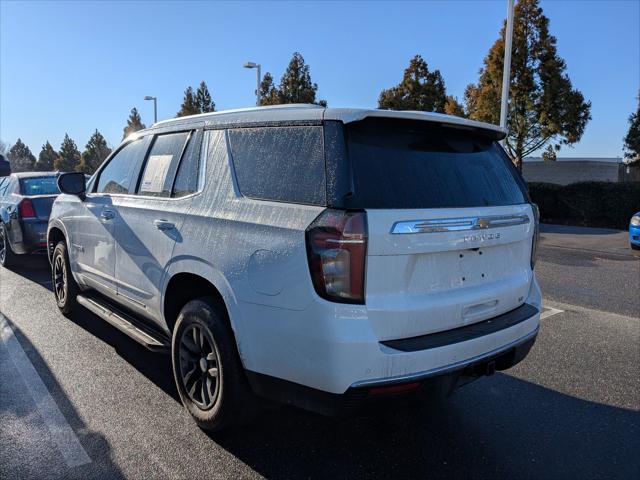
48, 105, 541, 430
0, 171, 62, 267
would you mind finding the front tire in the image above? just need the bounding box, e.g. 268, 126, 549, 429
171, 297, 253, 431
0, 224, 16, 268
52, 241, 79, 316
631, 243, 640, 251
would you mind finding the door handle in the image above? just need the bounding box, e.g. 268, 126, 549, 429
154, 219, 175, 231
100, 210, 115, 221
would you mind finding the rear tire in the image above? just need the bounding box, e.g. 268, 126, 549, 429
0, 224, 16, 268
171, 297, 254, 431
52, 241, 79, 316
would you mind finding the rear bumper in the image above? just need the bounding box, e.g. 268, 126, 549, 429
237, 276, 542, 397
7, 219, 48, 255
247, 329, 538, 416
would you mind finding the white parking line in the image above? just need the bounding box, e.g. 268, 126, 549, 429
0, 312, 91, 468
541, 306, 564, 319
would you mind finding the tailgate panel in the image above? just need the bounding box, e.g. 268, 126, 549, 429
365, 204, 535, 341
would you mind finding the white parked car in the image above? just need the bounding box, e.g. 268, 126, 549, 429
48, 105, 541, 430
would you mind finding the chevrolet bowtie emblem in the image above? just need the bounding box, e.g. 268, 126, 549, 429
476, 219, 490, 229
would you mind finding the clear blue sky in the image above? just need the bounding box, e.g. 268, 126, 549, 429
1, 0, 638, 158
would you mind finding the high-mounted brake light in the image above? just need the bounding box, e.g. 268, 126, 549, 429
530, 203, 539, 270
19, 199, 36, 219
306, 209, 368, 304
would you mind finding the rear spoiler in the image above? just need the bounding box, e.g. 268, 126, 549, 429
325, 108, 507, 141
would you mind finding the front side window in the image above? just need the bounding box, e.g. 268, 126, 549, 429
138, 131, 191, 197
228, 126, 326, 205
96, 139, 148, 194
20, 176, 60, 195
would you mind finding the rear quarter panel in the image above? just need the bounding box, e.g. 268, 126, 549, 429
164, 130, 323, 362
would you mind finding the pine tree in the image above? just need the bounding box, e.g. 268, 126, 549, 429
78, 129, 112, 174
278, 52, 326, 105
7, 138, 36, 172
623, 91, 640, 165
444, 96, 466, 118
55, 134, 81, 172
464, 0, 591, 170
123, 107, 146, 139
378, 55, 447, 112
255, 54, 326, 106
35, 141, 59, 171
195, 81, 216, 113
541, 144, 558, 162
259, 72, 281, 106
176, 87, 199, 117
0, 140, 8, 156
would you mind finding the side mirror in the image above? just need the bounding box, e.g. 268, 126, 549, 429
57, 172, 87, 198
0, 154, 11, 177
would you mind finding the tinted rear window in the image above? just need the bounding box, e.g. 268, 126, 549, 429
228, 126, 325, 205
343, 119, 527, 209
19, 176, 60, 195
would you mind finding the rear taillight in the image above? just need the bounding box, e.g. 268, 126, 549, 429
19, 199, 36, 219
306, 209, 367, 304
530, 203, 539, 269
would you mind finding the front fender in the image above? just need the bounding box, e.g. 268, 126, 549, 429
47, 218, 71, 262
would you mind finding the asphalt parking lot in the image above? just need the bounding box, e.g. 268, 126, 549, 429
1, 224, 638, 479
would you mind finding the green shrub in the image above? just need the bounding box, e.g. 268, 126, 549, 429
527, 181, 640, 230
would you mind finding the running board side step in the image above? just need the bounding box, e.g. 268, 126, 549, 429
76, 294, 170, 353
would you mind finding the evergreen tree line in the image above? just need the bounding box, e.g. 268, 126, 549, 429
2, 0, 638, 173
2, 130, 112, 175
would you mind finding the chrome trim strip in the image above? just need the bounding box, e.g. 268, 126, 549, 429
391, 214, 530, 234
350, 327, 539, 388
116, 291, 147, 309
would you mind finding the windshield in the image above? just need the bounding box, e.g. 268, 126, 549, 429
342, 119, 528, 209
19, 176, 60, 196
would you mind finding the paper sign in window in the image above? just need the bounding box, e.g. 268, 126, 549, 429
140, 154, 173, 193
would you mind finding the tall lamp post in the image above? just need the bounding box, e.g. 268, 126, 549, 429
144, 95, 157, 124
500, 0, 515, 133
243, 62, 262, 107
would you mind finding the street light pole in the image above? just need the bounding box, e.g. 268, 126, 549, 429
144, 96, 157, 124
243, 62, 262, 106
500, 0, 515, 132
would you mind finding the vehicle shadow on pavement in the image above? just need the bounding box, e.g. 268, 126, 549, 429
0, 315, 124, 480
4, 260, 181, 404
3, 256, 53, 291
210, 373, 639, 479
67, 304, 180, 403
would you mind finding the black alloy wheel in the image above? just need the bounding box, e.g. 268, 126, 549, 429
178, 323, 222, 410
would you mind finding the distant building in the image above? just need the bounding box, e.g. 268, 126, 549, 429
522, 157, 640, 185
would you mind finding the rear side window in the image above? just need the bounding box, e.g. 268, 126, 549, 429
342, 119, 527, 209
172, 130, 202, 198
20, 177, 60, 195
97, 139, 148, 194
228, 126, 325, 205
138, 131, 190, 197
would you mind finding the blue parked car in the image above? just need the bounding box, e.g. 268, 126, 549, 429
630, 212, 640, 250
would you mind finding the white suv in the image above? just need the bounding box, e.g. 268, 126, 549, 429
49, 105, 541, 430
